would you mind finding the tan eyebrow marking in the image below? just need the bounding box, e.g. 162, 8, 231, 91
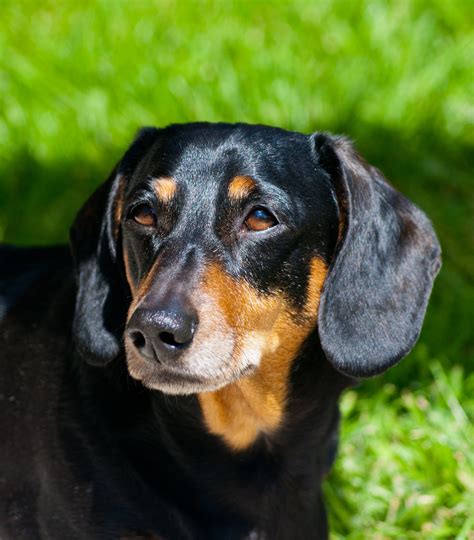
153, 177, 177, 203
228, 175, 256, 200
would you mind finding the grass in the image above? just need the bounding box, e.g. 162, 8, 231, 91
326, 363, 474, 539
0, 1, 472, 537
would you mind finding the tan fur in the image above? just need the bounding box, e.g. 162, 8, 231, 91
113, 174, 127, 240
123, 251, 136, 296
126, 257, 162, 317
198, 258, 328, 450
124, 257, 163, 379
153, 177, 177, 203
227, 175, 256, 200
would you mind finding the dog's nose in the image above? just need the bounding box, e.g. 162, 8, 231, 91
127, 303, 198, 363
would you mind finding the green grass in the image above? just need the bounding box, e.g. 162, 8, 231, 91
0, 1, 472, 537
326, 363, 474, 539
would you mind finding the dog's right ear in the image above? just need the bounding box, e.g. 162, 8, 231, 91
70, 127, 160, 366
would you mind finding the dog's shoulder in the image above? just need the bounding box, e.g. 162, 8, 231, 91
0, 244, 72, 321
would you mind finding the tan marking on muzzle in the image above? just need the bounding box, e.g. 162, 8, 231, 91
153, 176, 177, 203
227, 175, 256, 200
113, 174, 127, 236
126, 256, 162, 320
198, 258, 328, 450
123, 256, 164, 378
123, 250, 136, 296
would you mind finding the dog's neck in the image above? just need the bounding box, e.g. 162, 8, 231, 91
81, 335, 348, 453
73, 343, 348, 535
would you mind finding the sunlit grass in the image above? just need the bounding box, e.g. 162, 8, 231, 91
326, 363, 474, 538
0, 1, 472, 537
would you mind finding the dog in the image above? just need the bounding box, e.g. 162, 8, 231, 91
0, 123, 441, 539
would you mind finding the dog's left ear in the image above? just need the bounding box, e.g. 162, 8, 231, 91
70, 127, 160, 365
312, 133, 441, 377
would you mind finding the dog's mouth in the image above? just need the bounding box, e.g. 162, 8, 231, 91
126, 351, 257, 395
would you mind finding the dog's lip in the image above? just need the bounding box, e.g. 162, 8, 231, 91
130, 357, 257, 386
158, 366, 259, 392
126, 349, 259, 391
132, 359, 210, 385
156, 366, 207, 385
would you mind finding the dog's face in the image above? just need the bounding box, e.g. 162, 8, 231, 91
71, 123, 440, 411
119, 125, 338, 394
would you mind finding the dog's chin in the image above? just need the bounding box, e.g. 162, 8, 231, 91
126, 357, 256, 396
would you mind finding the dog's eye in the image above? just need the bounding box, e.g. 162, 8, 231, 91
244, 207, 278, 232
130, 204, 156, 227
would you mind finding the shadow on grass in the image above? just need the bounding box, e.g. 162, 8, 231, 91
0, 122, 472, 384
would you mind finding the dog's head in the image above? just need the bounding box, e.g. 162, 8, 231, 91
71, 123, 441, 395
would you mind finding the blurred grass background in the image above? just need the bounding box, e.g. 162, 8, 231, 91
0, 0, 472, 537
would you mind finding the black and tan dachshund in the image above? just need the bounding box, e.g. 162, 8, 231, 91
0, 123, 441, 539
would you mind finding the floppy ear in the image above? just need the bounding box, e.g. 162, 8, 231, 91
312, 133, 441, 377
70, 127, 160, 365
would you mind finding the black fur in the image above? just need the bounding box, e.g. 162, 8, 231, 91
0, 123, 440, 539
314, 134, 441, 376
71, 127, 161, 365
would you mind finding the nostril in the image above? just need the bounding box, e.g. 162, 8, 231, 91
128, 305, 197, 360
159, 331, 186, 349
130, 330, 146, 350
